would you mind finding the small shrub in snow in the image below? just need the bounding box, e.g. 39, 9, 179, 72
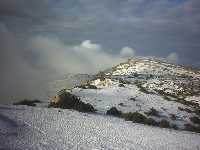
137, 85, 151, 94
178, 107, 192, 113
190, 116, 200, 125
144, 118, 158, 126
156, 90, 165, 96
170, 114, 177, 120
118, 103, 126, 107
194, 109, 200, 117
163, 96, 172, 101
159, 119, 170, 128
13, 99, 41, 107
77, 84, 97, 89
171, 124, 178, 130
99, 76, 106, 81
184, 108, 193, 113
121, 112, 147, 123
178, 107, 184, 111
129, 97, 136, 101
119, 79, 131, 84
86, 84, 97, 89
106, 107, 122, 117
118, 84, 125, 87
133, 73, 138, 77
177, 98, 198, 107
145, 108, 160, 117
184, 124, 200, 133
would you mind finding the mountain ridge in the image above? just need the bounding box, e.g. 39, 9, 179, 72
30, 57, 200, 133
98, 57, 200, 78
57, 58, 200, 132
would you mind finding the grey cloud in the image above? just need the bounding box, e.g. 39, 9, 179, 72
58, 0, 200, 62
0, 24, 125, 103
0, 0, 53, 19
166, 52, 179, 64
29, 36, 125, 74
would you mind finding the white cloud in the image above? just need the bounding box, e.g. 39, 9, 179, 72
80, 40, 101, 50
30, 36, 125, 74
120, 47, 135, 58
166, 52, 179, 64
0, 26, 137, 102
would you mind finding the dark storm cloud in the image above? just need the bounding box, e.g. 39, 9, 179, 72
0, 0, 53, 20
0, 0, 200, 102
49, 0, 200, 63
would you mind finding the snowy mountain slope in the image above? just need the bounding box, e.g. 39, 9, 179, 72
1, 58, 200, 149
104, 58, 200, 78
70, 79, 199, 130
1, 105, 200, 150
51, 58, 200, 132
100, 58, 200, 97
48, 58, 200, 102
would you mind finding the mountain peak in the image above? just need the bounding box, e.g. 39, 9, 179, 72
103, 57, 200, 78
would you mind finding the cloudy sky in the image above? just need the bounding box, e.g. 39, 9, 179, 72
0, 0, 200, 102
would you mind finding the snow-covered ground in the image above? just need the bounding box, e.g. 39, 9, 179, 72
1, 58, 199, 149
186, 96, 200, 106
46, 58, 200, 132
1, 104, 200, 150
106, 58, 200, 78
70, 78, 197, 129
102, 58, 200, 98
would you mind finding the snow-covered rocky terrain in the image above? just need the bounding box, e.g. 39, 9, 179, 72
1, 104, 200, 150
1, 58, 200, 149
67, 58, 200, 132
50, 59, 200, 132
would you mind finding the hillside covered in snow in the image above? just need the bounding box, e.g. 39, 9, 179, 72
50, 58, 200, 132
1, 58, 200, 149
1, 105, 200, 150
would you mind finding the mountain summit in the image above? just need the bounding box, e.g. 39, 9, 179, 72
34, 58, 200, 132
97, 58, 200, 98
50, 58, 199, 132
103, 58, 200, 78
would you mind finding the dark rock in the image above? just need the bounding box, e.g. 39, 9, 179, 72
171, 124, 178, 130
170, 114, 177, 120
190, 116, 200, 125
106, 107, 122, 117
77, 84, 97, 89
118, 103, 126, 107
119, 78, 131, 84
121, 112, 147, 123
178, 107, 192, 113
145, 108, 160, 117
133, 73, 138, 77
13, 99, 41, 107
184, 124, 200, 133
159, 119, 170, 128
129, 97, 136, 101
144, 118, 158, 126
118, 84, 125, 87
49, 90, 95, 113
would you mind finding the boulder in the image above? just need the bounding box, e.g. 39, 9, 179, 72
49, 90, 96, 113
106, 107, 122, 117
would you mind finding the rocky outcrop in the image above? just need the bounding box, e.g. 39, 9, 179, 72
49, 89, 96, 113
106, 107, 122, 117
